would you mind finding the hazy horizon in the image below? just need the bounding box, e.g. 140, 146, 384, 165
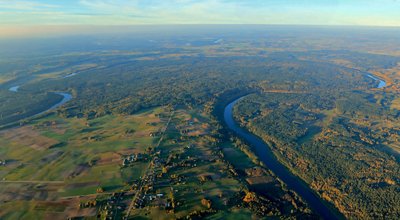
1, 0, 400, 38
1, 24, 400, 39
1, 2, 400, 219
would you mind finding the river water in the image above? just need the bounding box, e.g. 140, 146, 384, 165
222, 73, 388, 219
48, 92, 73, 111
6, 85, 72, 120
31, 92, 73, 117
224, 98, 341, 220
367, 74, 386, 88
8, 86, 20, 92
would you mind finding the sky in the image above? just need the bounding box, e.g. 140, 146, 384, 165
0, 0, 399, 36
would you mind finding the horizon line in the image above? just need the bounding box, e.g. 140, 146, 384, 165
1, 23, 399, 39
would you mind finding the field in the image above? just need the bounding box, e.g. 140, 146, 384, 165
0, 105, 312, 219
0, 107, 166, 219
1, 26, 400, 219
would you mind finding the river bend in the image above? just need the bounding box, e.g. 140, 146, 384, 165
224, 97, 341, 220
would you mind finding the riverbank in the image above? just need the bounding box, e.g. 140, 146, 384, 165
8, 86, 20, 92
223, 96, 344, 220
0, 92, 72, 130
367, 74, 386, 88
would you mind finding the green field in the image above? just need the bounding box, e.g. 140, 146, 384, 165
0, 106, 312, 219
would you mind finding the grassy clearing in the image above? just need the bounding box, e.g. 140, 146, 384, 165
391, 97, 400, 110
222, 142, 254, 170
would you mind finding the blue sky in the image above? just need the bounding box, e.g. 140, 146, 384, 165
0, 0, 399, 26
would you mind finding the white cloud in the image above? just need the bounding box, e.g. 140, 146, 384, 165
0, 0, 399, 26
0, 0, 58, 11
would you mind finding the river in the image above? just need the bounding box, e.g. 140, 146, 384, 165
224, 97, 341, 220
8, 86, 20, 92
32, 92, 73, 117
222, 72, 388, 218
6, 85, 72, 123
367, 74, 386, 88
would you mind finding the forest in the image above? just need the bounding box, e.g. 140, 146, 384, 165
0, 26, 399, 219
233, 90, 400, 218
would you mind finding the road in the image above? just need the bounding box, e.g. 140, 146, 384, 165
124, 110, 175, 219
